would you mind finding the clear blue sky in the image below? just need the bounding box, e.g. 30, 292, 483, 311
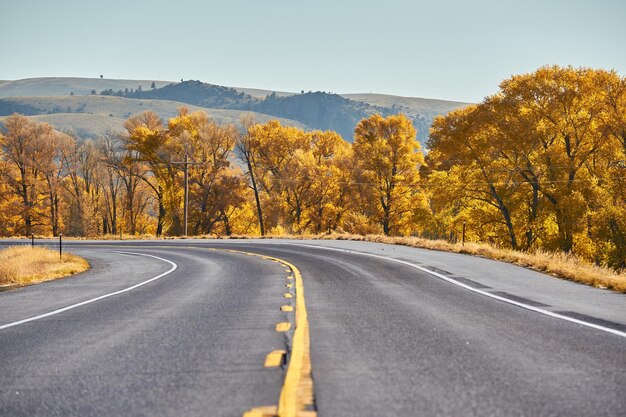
1, 0, 625, 102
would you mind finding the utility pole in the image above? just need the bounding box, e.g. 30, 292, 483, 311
171, 153, 201, 237
184, 153, 189, 237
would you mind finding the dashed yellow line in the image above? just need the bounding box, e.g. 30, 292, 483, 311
243, 406, 277, 417
219, 249, 316, 417
274, 256, 315, 417
281, 305, 293, 312
265, 350, 287, 367
276, 322, 291, 332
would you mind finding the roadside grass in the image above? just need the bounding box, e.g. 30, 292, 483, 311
0, 246, 90, 287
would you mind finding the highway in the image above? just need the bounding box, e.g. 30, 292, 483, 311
0, 239, 624, 417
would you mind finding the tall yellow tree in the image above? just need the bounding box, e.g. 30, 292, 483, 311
429, 102, 532, 250
0, 115, 55, 235
353, 114, 424, 236
236, 114, 266, 235
304, 130, 352, 233
237, 119, 310, 234
124, 111, 180, 236
168, 108, 242, 235
426, 65, 626, 266
496, 66, 610, 252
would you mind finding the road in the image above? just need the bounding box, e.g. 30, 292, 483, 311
0, 239, 624, 417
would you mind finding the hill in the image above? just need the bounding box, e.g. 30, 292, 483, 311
232, 86, 293, 99
0, 96, 308, 138
250, 91, 377, 140
94, 81, 390, 140
342, 93, 469, 118
0, 77, 471, 144
0, 77, 172, 98
130, 80, 256, 109
99, 80, 457, 142
0, 113, 128, 138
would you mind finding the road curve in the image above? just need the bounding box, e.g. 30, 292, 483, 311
0, 239, 624, 417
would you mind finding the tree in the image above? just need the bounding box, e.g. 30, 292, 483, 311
0, 115, 55, 235
497, 66, 610, 252
98, 131, 153, 235
41, 132, 73, 236
124, 111, 178, 236
353, 114, 424, 235
304, 130, 352, 233
167, 108, 240, 235
426, 65, 626, 266
236, 114, 266, 235
428, 104, 524, 249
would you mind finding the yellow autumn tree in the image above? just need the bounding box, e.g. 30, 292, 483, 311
237, 120, 310, 234
304, 130, 352, 233
168, 108, 244, 235
427, 65, 626, 267
352, 114, 424, 236
0, 115, 55, 236
124, 111, 181, 236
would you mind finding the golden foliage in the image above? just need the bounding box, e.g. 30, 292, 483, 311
2, 64, 626, 279
426, 65, 626, 268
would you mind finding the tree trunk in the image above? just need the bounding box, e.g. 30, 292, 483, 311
248, 160, 265, 236
156, 186, 165, 237
490, 184, 518, 250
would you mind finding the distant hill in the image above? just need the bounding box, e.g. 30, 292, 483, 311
0, 77, 471, 144
130, 80, 256, 109
0, 113, 128, 138
0, 96, 308, 138
0, 77, 172, 98
342, 93, 469, 118
94, 81, 384, 140
99, 80, 462, 142
250, 92, 377, 141
232, 87, 293, 99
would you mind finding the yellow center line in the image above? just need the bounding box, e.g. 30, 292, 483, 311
217, 248, 316, 417
76, 245, 316, 416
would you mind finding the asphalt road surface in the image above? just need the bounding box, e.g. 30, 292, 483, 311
1, 239, 624, 417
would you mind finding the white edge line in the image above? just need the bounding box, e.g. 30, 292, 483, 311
0, 251, 178, 331
279, 242, 626, 339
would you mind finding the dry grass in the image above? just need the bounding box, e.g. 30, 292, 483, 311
0, 246, 90, 287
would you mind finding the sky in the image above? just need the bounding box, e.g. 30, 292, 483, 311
1, 0, 625, 103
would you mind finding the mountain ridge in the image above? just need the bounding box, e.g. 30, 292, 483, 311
0, 95, 309, 138
0, 77, 470, 143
